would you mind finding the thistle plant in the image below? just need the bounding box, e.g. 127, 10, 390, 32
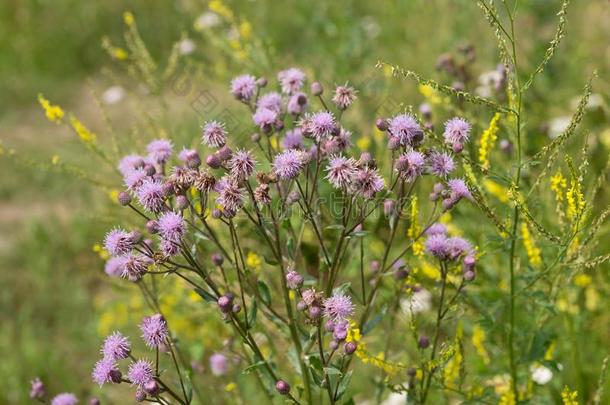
24, 1, 610, 404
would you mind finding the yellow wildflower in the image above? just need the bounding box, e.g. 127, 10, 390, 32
566, 177, 585, 221
561, 386, 578, 405
418, 84, 443, 105
38, 94, 64, 123
573, 274, 592, 288
112, 47, 129, 60
544, 341, 556, 361
471, 325, 490, 364
478, 113, 501, 170
70, 116, 97, 144
92, 243, 109, 260
550, 171, 567, 204
407, 197, 424, 255
224, 382, 237, 392
51, 155, 60, 165
357, 136, 371, 151
123, 11, 134, 26
585, 287, 599, 311
108, 189, 119, 202
239, 21, 252, 40
444, 344, 463, 389
420, 260, 441, 281
246, 251, 262, 272
209, 0, 233, 20
521, 223, 542, 266
483, 179, 509, 203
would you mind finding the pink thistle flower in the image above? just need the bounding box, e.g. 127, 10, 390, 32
136, 178, 166, 212
230, 74, 257, 101
140, 313, 169, 348
273, 150, 307, 180
146, 139, 173, 164
388, 114, 424, 147
323, 293, 355, 321
201, 121, 227, 148
252, 108, 278, 132
278, 67, 306, 95
104, 256, 127, 277
325, 155, 357, 189
228, 149, 256, 180
214, 176, 245, 213
157, 212, 185, 242
332, 84, 357, 110
121, 254, 151, 281
209, 353, 228, 376
101, 331, 131, 360
257, 92, 282, 113
310, 111, 336, 141
282, 129, 304, 150
127, 359, 155, 387
92, 358, 121, 386
104, 228, 136, 256
351, 167, 385, 199
287, 92, 308, 115
123, 167, 148, 191
428, 151, 455, 177
395, 150, 425, 181
51, 393, 78, 405
443, 117, 471, 152
118, 154, 145, 177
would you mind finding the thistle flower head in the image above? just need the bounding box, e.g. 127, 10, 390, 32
123, 167, 148, 190
332, 84, 357, 110
209, 353, 228, 376
214, 176, 245, 214
101, 331, 131, 360
104, 228, 135, 256
446, 236, 472, 260
136, 178, 166, 212
273, 150, 306, 180
193, 170, 216, 192
202, 121, 227, 148
278, 67, 306, 95
29, 378, 45, 400
228, 149, 256, 179
127, 359, 155, 387
325, 155, 357, 189
388, 114, 424, 147
425, 223, 447, 236
121, 254, 151, 281
146, 139, 173, 164
310, 111, 336, 141
425, 233, 450, 259
428, 151, 455, 177
287, 92, 308, 115
443, 117, 471, 150
395, 150, 425, 181
140, 313, 169, 348
178, 148, 201, 168
323, 293, 355, 322
257, 92, 282, 113
282, 129, 304, 150
254, 183, 272, 205
252, 108, 278, 132
448, 178, 472, 200
230, 74, 257, 101
118, 154, 145, 176
92, 358, 121, 386
351, 167, 385, 199
51, 393, 78, 405
104, 256, 127, 277
286, 271, 304, 290
157, 212, 185, 242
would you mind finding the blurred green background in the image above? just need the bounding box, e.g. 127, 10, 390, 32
0, 0, 608, 403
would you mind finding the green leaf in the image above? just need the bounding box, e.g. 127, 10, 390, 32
257, 280, 272, 306
242, 360, 266, 375
263, 255, 279, 266
325, 224, 345, 231
193, 288, 216, 302
247, 299, 258, 327
335, 370, 353, 400
324, 367, 342, 376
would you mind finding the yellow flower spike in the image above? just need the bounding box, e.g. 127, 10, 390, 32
478, 113, 501, 170
51, 155, 60, 165
550, 171, 567, 203
566, 179, 585, 221
521, 223, 542, 267
38, 94, 64, 123
108, 189, 119, 202
573, 274, 592, 288
123, 11, 134, 26
113, 47, 129, 61
239, 21, 252, 40
407, 197, 424, 256
544, 341, 556, 361
561, 386, 578, 405
288, 290, 295, 301
483, 179, 509, 203
471, 325, 490, 364
70, 116, 97, 144
585, 287, 599, 311
209, 0, 234, 20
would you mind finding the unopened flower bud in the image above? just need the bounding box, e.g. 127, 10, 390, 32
144, 380, 159, 395
329, 340, 339, 350
118, 191, 132, 206
464, 270, 476, 281
211, 208, 222, 219
232, 304, 241, 313
143, 164, 156, 176
218, 296, 232, 313
109, 369, 122, 384
452, 142, 464, 154
418, 335, 430, 349
256, 77, 268, 87
206, 154, 221, 169
211, 253, 224, 266
217, 146, 233, 161
370, 260, 380, 273
275, 380, 291, 395
311, 81, 323, 96
384, 199, 396, 217
162, 182, 174, 197
274, 119, 285, 131
345, 341, 357, 355
89, 398, 101, 405
251, 133, 261, 143
185, 151, 201, 168
135, 390, 146, 402
325, 320, 335, 332
146, 220, 159, 234
500, 139, 513, 154
309, 306, 321, 319
296, 301, 307, 311
375, 118, 388, 131
175, 195, 189, 210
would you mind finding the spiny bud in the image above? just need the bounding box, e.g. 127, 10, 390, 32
311, 81, 323, 96
118, 191, 132, 206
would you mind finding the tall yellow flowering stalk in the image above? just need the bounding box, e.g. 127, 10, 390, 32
478, 113, 501, 170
